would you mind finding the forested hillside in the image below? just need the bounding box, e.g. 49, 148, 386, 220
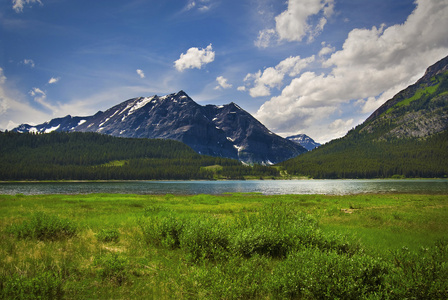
279, 130, 448, 179
279, 57, 448, 179
0, 132, 278, 180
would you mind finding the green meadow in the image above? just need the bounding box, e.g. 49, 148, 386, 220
1, 193, 447, 299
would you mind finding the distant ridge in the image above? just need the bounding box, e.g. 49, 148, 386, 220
286, 134, 321, 151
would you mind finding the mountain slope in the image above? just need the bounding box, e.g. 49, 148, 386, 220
279, 55, 448, 179
286, 134, 321, 151
13, 91, 306, 164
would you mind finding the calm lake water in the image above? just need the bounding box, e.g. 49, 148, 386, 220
0, 179, 447, 195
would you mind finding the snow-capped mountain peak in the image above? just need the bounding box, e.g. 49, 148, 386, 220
13, 91, 307, 164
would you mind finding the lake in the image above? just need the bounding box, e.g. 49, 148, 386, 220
0, 179, 447, 195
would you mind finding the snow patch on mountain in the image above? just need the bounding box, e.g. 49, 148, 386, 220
44, 125, 60, 133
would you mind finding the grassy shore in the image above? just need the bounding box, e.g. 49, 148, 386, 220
1, 193, 447, 299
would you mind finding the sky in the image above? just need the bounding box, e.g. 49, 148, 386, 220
1, 0, 448, 143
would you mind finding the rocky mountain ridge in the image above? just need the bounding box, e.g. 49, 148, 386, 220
13, 91, 307, 164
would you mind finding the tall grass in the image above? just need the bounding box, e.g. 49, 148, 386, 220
0, 193, 447, 298
6, 211, 77, 240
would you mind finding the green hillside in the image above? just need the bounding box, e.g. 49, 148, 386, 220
0, 132, 278, 180
279, 58, 448, 179
278, 130, 448, 179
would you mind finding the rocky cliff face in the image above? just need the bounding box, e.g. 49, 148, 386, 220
13, 91, 306, 164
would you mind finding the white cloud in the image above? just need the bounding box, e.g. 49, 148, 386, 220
12, 0, 42, 13
254, 0, 334, 47
328, 118, 354, 135
184, 0, 212, 13
0, 68, 51, 130
29, 87, 45, 98
48, 77, 60, 84
174, 44, 215, 72
244, 55, 315, 97
318, 42, 335, 57
29, 87, 58, 114
136, 69, 145, 79
0, 69, 8, 115
185, 1, 196, 10
215, 76, 232, 90
255, 29, 276, 48
275, 0, 334, 42
256, 0, 448, 142
22, 59, 35, 68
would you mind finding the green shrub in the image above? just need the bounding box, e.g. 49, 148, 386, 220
7, 212, 77, 240
95, 253, 129, 285
139, 213, 185, 249
231, 203, 360, 258
232, 225, 289, 258
231, 203, 313, 258
185, 254, 270, 299
96, 229, 120, 243
270, 247, 389, 299
389, 239, 448, 299
180, 216, 230, 261
1, 271, 64, 299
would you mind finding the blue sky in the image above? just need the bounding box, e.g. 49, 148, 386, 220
1, 0, 447, 143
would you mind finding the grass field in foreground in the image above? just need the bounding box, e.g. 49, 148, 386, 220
1, 193, 447, 299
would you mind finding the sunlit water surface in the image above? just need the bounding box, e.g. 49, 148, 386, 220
1, 179, 447, 195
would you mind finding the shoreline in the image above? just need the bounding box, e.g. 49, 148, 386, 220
1, 177, 447, 183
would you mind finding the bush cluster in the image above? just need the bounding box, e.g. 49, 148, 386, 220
140, 203, 359, 261
96, 229, 120, 243
6, 212, 77, 241
139, 203, 448, 299
1, 271, 64, 299
94, 253, 129, 285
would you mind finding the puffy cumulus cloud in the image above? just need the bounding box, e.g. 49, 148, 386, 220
136, 69, 145, 79
256, 0, 448, 142
12, 0, 42, 13
215, 76, 232, 90
174, 44, 215, 72
48, 77, 60, 84
275, 0, 334, 42
244, 55, 315, 98
329, 118, 353, 133
318, 42, 335, 57
254, 0, 334, 48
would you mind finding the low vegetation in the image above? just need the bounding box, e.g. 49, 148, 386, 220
1, 193, 447, 298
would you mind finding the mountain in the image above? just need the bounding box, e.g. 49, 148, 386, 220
13, 115, 92, 134
360, 55, 448, 140
286, 134, 321, 151
13, 91, 306, 164
279, 55, 448, 179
